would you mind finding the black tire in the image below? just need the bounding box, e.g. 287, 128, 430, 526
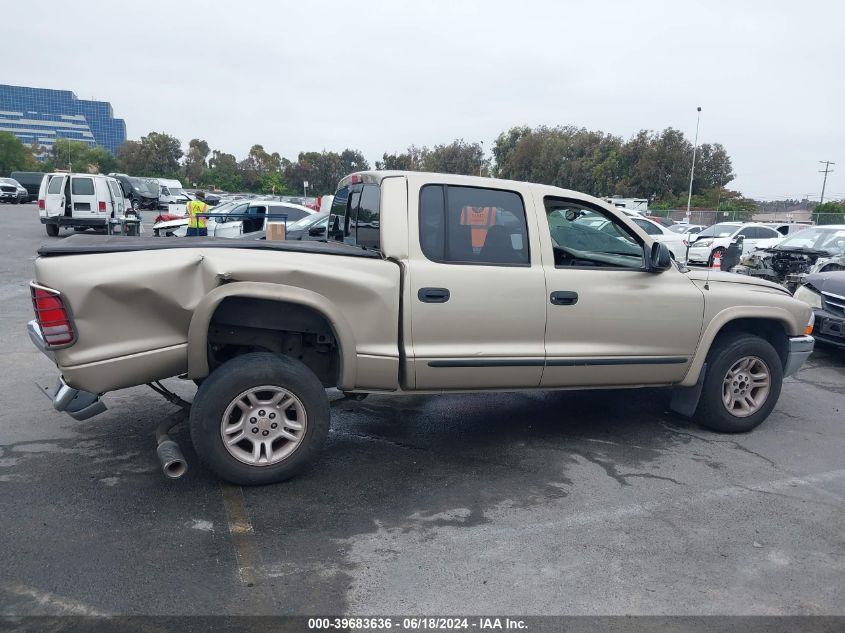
694, 333, 783, 433
708, 247, 726, 267
131, 198, 140, 211
45, 224, 59, 237
189, 352, 330, 485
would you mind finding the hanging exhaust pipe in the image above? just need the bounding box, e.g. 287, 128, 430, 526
154, 417, 187, 479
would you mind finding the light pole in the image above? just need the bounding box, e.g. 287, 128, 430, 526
479, 140, 484, 177
685, 106, 702, 221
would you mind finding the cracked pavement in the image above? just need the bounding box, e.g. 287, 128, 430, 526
1, 205, 844, 615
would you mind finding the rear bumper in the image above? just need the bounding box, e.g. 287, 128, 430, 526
40, 216, 108, 227
783, 335, 815, 377
28, 320, 106, 420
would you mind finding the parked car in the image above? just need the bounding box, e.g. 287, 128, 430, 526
160, 200, 315, 237
793, 271, 845, 348
626, 215, 689, 262
286, 211, 329, 240
0, 177, 28, 204
110, 174, 160, 210
646, 215, 675, 228
668, 223, 707, 239
10, 171, 45, 201
27, 170, 814, 485
687, 223, 783, 266
732, 225, 845, 291
37, 172, 130, 236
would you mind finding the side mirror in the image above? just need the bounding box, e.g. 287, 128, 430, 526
309, 226, 326, 237
646, 242, 673, 272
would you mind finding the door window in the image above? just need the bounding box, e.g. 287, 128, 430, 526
545, 198, 643, 269
419, 185, 529, 266
47, 176, 64, 194
71, 178, 95, 196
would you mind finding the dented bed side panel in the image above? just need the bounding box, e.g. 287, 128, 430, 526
34, 247, 401, 393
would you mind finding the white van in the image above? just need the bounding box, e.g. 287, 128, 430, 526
156, 178, 188, 208
38, 173, 130, 237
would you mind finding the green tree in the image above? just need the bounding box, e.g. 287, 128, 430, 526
117, 131, 182, 177
183, 138, 210, 185
0, 132, 37, 173
377, 140, 485, 176
376, 145, 425, 171
239, 144, 282, 191
814, 201, 845, 225
203, 150, 242, 191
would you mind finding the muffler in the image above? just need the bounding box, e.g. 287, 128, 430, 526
154, 417, 188, 479
156, 439, 188, 479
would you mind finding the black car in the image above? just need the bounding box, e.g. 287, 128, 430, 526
795, 271, 845, 348
9, 171, 44, 202
285, 211, 328, 240
112, 174, 159, 210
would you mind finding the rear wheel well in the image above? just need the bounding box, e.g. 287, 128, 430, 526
206, 297, 340, 387
711, 318, 788, 369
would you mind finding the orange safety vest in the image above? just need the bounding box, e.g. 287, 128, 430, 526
187, 200, 208, 229
459, 206, 497, 249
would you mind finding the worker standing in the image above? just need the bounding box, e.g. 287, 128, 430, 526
186, 191, 209, 236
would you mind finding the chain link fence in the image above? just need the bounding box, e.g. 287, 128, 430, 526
645, 209, 845, 227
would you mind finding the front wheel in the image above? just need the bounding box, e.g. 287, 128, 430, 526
694, 333, 783, 433
190, 352, 331, 485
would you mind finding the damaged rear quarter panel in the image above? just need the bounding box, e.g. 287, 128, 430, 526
34, 247, 400, 393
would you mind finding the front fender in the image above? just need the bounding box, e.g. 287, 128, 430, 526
680, 305, 799, 386
186, 281, 358, 389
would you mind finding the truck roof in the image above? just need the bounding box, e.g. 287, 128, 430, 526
341, 171, 603, 204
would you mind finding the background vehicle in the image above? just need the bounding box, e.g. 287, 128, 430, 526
28, 171, 814, 486
164, 200, 315, 237
733, 225, 845, 290
793, 271, 845, 348
0, 177, 28, 203
285, 211, 328, 240
668, 223, 707, 239
627, 215, 688, 261
37, 173, 130, 236
110, 174, 160, 210
9, 171, 45, 201
687, 222, 782, 266
156, 178, 189, 208
646, 215, 675, 228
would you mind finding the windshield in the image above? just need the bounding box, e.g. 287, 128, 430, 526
290, 212, 327, 230
668, 224, 691, 234
696, 223, 738, 238
776, 227, 845, 255
130, 178, 159, 197
0, 178, 20, 186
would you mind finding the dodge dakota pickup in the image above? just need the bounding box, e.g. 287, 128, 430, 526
28, 171, 816, 485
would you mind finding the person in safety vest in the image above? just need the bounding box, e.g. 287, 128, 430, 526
186, 191, 209, 236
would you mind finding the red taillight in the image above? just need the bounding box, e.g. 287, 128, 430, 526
31, 285, 75, 347
350, 174, 361, 184
38, 199, 45, 210
98, 201, 107, 212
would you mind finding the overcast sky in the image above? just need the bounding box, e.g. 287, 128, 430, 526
3, 0, 842, 200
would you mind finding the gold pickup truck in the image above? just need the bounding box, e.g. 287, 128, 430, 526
28, 171, 815, 485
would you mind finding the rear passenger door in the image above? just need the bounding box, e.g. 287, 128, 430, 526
408, 183, 547, 389
44, 175, 67, 218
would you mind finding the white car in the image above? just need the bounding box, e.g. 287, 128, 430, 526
668, 223, 707, 241
626, 215, 689, 262
162, 200, 315, 237
687, 223, 782, 266
575, 213, 688, 262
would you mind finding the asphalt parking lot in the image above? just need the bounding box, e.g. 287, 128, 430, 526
1, 203, 844, 616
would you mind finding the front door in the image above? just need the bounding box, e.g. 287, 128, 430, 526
408, 183, 547, 389
536, 194, 705, 388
